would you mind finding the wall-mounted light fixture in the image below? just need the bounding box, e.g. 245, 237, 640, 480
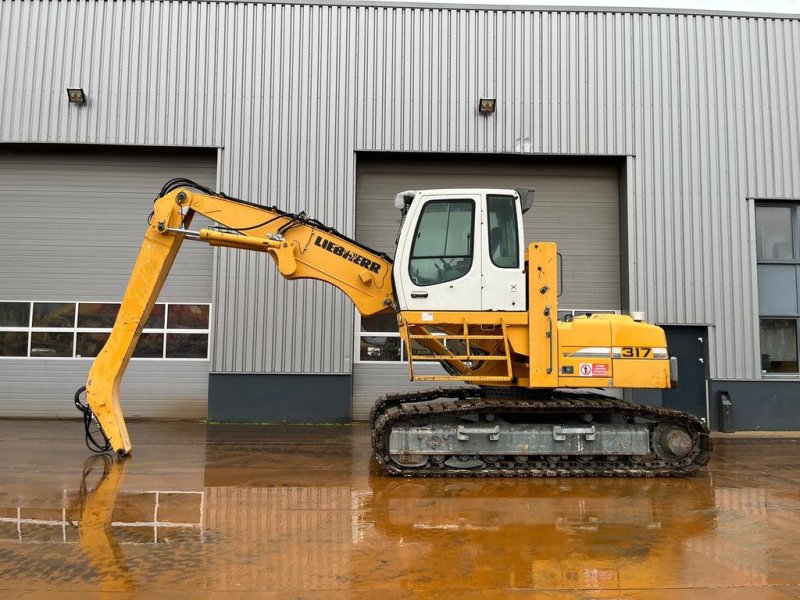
66, 87, 86, 105
478, 98, 496, 114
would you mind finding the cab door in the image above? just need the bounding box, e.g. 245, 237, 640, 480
395, 193, 482, 311
481, 193, 526, 311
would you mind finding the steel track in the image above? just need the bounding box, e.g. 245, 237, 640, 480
370, 387, 712, 477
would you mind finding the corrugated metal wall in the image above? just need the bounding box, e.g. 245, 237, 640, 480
2, 0, 799, 380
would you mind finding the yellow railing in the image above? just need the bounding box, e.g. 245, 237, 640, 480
405, 318, 513, 383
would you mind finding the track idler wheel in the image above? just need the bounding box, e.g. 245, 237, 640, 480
652, 423, 695, 461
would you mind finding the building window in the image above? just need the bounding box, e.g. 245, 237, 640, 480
0, 301, 210, 360
355, 309, 618, 363
756, 203, 800, 374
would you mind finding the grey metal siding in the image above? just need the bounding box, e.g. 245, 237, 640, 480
0, 0, 225, 147
2, 1, 800, 384
0, 146, 216, 418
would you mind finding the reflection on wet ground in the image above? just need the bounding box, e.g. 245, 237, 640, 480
0, 420, 799, 598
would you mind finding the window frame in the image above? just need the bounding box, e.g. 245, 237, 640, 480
486, 194, 520, 269
755, 201, 800, 377
0, 301, 211, 361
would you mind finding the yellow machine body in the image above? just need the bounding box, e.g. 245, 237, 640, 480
398, 242, 671, 390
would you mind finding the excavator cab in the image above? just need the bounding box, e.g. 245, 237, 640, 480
394, 189, 530, 312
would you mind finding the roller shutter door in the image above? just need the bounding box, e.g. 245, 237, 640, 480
0, 145, 216, 418
352, 154, 621, 419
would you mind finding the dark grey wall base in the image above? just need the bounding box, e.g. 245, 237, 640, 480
709, 380, 800, 431
630, 389, 664, 408
209, 374, 351, 423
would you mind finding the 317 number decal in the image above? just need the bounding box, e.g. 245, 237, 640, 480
620, 347, 651, 358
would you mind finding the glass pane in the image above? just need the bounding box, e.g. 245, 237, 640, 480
0, 332, 28, 356
361, 314, 399, 333
360, 336, 401, 361
167, 304, 210, 329
756, 206, 793, 260
760, 319, 798, 373
76, 332, 110, 358
0, 302, 30, 327
78, 303, 120, 328
32, 302, 75, 328
166, 333, 208, 359
133, 333, 164, 358
487, 195, 519, 268
757, 265, 798, 315
411, 200, 474, 258
409, 200, 474, 286
30, 331, 74, 357
145, 304, 165, 329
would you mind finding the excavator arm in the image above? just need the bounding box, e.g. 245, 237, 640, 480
78, 180, 395, 456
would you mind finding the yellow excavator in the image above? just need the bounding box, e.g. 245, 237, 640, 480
74, 179, 711, 476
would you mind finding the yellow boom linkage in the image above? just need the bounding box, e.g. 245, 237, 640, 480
78, 181, 395, 455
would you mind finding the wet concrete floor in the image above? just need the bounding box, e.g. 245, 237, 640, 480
0, 420, 798, 599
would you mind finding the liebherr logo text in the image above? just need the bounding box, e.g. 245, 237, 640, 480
314, 236, 381, 273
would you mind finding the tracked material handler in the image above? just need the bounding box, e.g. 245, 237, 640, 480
75, 179, 711, 476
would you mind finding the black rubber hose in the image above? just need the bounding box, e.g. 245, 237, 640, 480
73, 386, 112, 453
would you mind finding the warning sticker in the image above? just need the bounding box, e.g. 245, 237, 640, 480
579, 363, 610, 377
591, 363, 610, 377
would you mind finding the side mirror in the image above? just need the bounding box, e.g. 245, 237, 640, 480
515, 188, 535, 214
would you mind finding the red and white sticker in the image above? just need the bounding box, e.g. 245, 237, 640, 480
579, 363, 610, 377
592, 363, 609, 377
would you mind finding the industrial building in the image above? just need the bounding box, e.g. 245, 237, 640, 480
1, 0, 799, 431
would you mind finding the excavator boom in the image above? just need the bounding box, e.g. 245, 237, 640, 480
80, 180, 394, 455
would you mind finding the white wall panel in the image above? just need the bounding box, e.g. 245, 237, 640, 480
2, 1, 799, 380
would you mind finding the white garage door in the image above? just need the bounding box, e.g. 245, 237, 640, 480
0, 145, 216, 418
352, 154, 621, 419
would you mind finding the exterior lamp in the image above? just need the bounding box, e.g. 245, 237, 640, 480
478, 98, 496, 114
66, 88, 86, 105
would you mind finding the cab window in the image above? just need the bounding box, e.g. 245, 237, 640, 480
409, 200, 474, 286
487, 195, 519, 268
